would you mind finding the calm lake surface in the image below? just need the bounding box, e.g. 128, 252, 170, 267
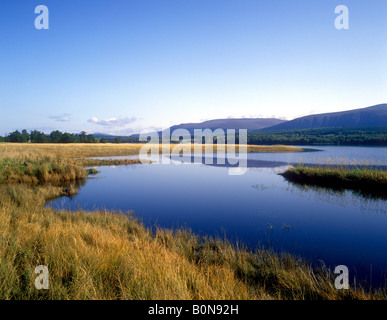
47, 146, 387, 285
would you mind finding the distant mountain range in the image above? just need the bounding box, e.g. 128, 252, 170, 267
166, 104, 387, 133
94, 104, 387, 138
92, 132, 116, 139
263, 104, 387, 131
169, 118, 286, 132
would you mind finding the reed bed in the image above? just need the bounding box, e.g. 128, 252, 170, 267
0, 156, 86, 185
79, 158, 145, 167
0, 143, 302, 183
0, 143, 385, 300
280, 161, 387, 199
0, 185, 383, 300
0, 143, 303, 159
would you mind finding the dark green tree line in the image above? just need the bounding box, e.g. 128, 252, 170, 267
2, 130, 101, 144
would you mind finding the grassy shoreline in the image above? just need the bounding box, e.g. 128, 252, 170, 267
0, 143, 386, 299
0, 143, 302, 184
280, 165, 387, 199
1, 185, 383, 300
0, 143, 304, 158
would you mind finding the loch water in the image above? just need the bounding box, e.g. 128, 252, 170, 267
47, 146, 387, 286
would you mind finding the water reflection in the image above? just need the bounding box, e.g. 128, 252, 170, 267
284, 182, 387, 214
48, 146, 387, 286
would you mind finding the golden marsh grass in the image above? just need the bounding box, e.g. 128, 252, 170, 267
0, 143, 303, 158
0, 143, 385, 300
281, 162, 387, 199
0, 186, 383, 300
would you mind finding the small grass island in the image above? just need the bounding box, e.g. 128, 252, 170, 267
280, 165, 387, 199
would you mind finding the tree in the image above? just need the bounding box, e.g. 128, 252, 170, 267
60, 133, 74, 143
30, 130, 49, 143
50, 130, 63, 143
114, 137, 121, 144
8, 130, 24, 143
100, 137, 108, 143
79, 131, 87, 143
3, 129, 101, 144
86, 134, 95, 143
21, 129, 30, 142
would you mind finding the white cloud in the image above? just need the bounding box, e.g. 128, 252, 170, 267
226, 113, 290, 120
97, 126, 162, 136
49, 114, 71, 122
88, 116, 137, 128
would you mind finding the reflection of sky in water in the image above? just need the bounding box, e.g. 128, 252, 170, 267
92, 145, 387, 167
49, 146, 387, 285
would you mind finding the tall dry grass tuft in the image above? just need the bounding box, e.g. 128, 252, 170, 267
0, 156, 87, 185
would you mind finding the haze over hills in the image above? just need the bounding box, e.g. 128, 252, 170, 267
263, 104, 387, 131
93, 132, 115, 138
169, 118, 286, 132
94, 104, 387, 139
163, 104, 387, 134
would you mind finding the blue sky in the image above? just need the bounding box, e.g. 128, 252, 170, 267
0, 0, 386, 135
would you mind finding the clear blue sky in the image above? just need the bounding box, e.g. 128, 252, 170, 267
1, 0, 386, 135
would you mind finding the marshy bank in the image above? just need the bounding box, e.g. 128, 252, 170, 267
1, 143, 386, 299
0, 183, 384, 300
280, 165, 387, 200
0, 143, 304, 159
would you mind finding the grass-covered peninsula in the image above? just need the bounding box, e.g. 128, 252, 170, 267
280, 165, 387, 199
0, 143, 385, 299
